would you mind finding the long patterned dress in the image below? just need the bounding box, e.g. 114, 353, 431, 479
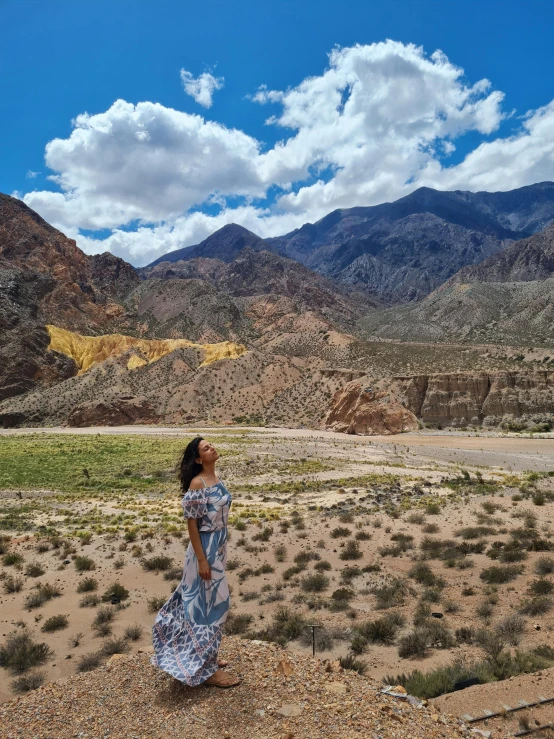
151, 477, 232, 686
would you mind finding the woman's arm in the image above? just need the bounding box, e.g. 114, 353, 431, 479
186, 479, 211, 581
187, 518, 211, 580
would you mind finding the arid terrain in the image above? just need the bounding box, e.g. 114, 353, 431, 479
1, 424, 554, 738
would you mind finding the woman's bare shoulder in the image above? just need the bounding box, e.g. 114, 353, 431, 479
187, 476, 205, 491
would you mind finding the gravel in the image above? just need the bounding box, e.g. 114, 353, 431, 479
0, 635, 476, 739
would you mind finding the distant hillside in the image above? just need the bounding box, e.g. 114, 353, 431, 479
359, 222, 554, 346
267, 182, 554, 302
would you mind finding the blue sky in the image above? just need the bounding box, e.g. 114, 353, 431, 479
2, 0, 554, 265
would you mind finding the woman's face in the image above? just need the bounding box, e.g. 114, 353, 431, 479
196, 439, 219, 465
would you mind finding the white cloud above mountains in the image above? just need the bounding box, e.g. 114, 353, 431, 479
180, 69, 225, 108
20, 40, 554, 266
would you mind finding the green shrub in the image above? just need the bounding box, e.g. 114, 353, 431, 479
74, 556, 95, 572
479, 565, 524, 584
41, 615, 69, 633
100, 637, 130, 657
408, 562, 439, 587
0, 631, 52, 674
314, 560, 332, 571
101, 582, 130, 602
77, 652, 103, 672
77, 577, 98, 593
339, 654, 367, 674
372, 579, 406, 609
93, 606, 116, 627
339, 539, 363, 560
24, 561, 45, 577
519, 596, 553, 616
224, 612, 254, 635
535, 557, 554, 575
3, 575, 24, 593
79, 593, 99, 607
330, 526, 351, 538
147, 596, 166, 613
495, 614, 526, 646
24, 583, 62, 610
3, 552, 24, 566
358, 616, 399, 645
141, 556, 173, 571
274, 544, 287, 562
11, 671, 45, 693
301, 573, 329, 592
529, 578, 554, 596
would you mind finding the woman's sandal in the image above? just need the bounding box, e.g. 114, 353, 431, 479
204, 676, 241, 689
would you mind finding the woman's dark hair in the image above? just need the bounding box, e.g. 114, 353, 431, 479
178, 436, 204, 494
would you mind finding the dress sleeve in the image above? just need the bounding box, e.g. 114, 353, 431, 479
182, 489, 209, 519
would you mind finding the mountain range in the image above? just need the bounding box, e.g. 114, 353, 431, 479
1, 182, 553, 430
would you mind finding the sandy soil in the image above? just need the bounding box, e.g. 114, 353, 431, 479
1, 425, 554, 719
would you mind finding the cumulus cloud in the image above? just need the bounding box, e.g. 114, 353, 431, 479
180, 68, 224, 108
23, 99, 264, 230
19, 40, 554, 266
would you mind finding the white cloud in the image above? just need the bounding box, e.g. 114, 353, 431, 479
180, 69, 224, 108
20, 40, 554, 266
25, 170, 40, 179
23, 99, 264, 230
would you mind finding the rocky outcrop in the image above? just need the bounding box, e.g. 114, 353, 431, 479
324, 379, 419, 435
324, 371, 554, 434
66, 395, 160, 427
394, 371, 554, 427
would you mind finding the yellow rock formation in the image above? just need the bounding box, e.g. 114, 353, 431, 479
46, 325, 247, 374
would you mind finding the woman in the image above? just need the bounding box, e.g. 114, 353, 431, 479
151, 436, 241, 688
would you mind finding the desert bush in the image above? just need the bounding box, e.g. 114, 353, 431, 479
407, 512, 426, 525
355, 530, 371, 541
24, 583, 62, 610
252, 526, 273, 542
496, 614, 526, 646
124, 625, 143, 641
100, 637, 130, 657
77, 652, 103, 672
234, 520, 247, 531
358, 616, 399, 645
314, 560, 332, 571
529, 578, 554, 596
3, 552, 24, 566
339, 540, 363, 561
340, 565, 362, 582
79, 593, 99, 607
3, 575, 24, 594
479, 565, 524, 584
301, 573, 329, 593
535, 557, 554, 575
11, 671, 45, 693
372, 579, 407, 610
93, 606, 116, 627
41, 614, 69, 633
274, 544, 287, 562
0, 631, 52, 673
455, 526, 496, 540
24, 561, 45, 578
330, 527, 351, 539
294, 550, 321, 565
422, 523, 440, 534
0, 535, 10, 555
224, 612, 254, 635
74, 556, 95, 572
408, 562, 439, 587
141, 556, 173, 572
76, 577, 98, 593
476, 602, 494, 621
339, 654, 367, 674
101, 582, 130, 602
456, 627, 476, 644
519, 596, 553, 616
147, 596, 166, 613
398, 629, 429, 658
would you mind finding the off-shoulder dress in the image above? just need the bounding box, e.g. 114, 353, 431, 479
151, 475, 232, 685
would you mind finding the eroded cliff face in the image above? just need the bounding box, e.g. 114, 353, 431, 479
393, 371, 554, 426
324, 371, 554, 434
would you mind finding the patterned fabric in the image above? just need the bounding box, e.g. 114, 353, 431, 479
151, 480, 232, 686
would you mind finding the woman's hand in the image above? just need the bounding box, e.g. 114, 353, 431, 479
198, 558, 211, 581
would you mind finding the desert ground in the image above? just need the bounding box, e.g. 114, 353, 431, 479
1, 424, 554, 730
